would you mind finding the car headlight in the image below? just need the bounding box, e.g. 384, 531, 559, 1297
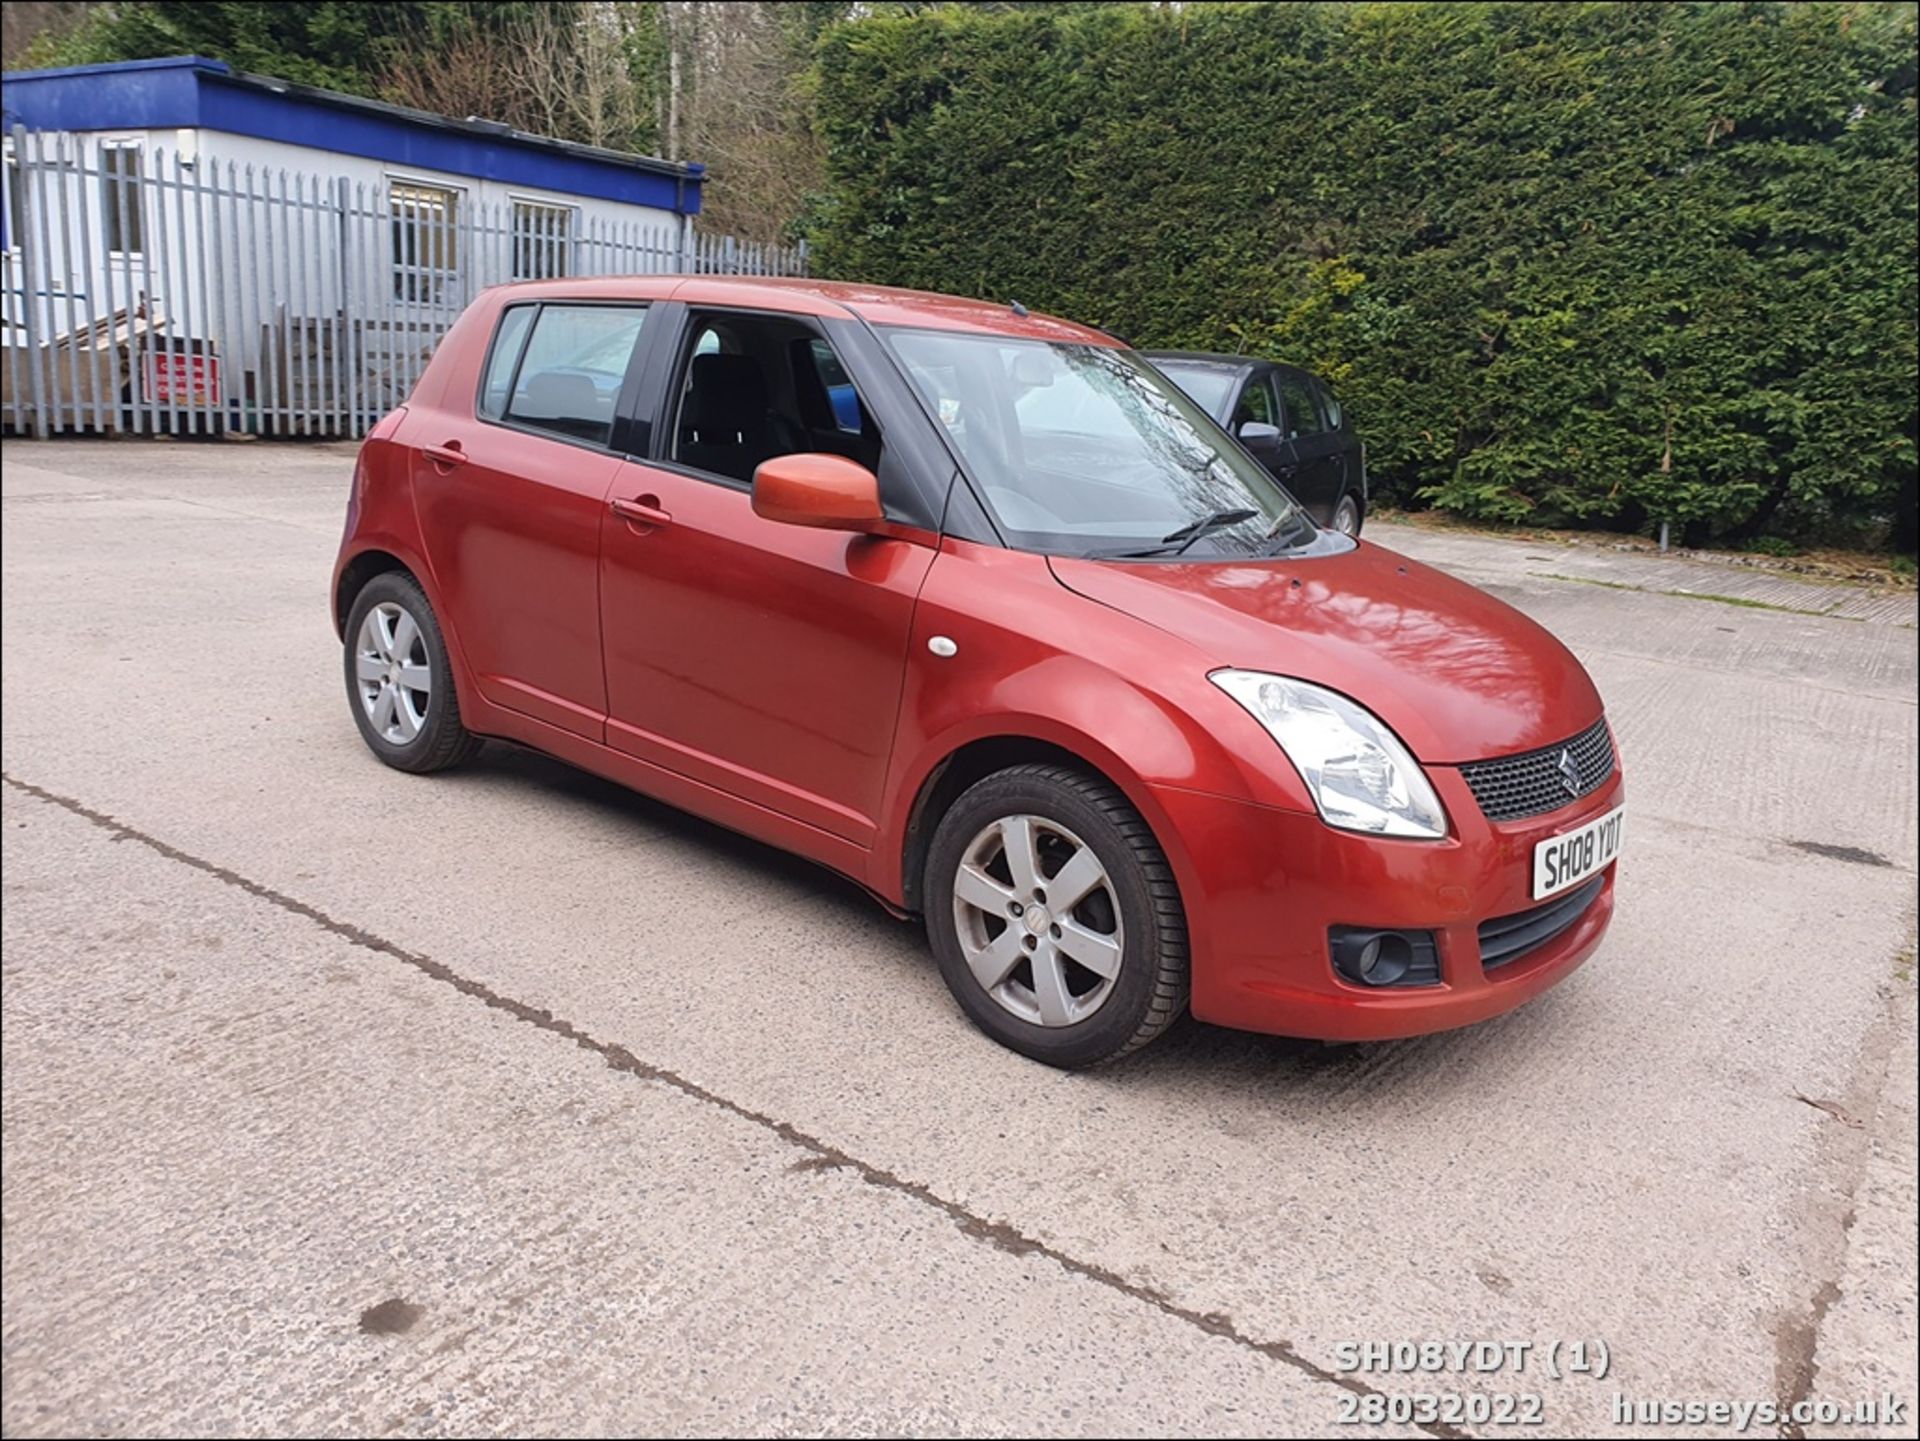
1210, 670, 1448, 839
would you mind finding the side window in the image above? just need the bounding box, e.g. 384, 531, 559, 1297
478, 305, 537, 420
390, 181, 459, 302
1274, 371, 1326, 439
1230, 375, 1276, 430
807, 338, 863, 434
499, 304, 647, 446
1313, 377, 1343, 430
101, 142, 144, 254
6, 148, 25, 252
510, 199, 574, 281
671, 311, 882, 485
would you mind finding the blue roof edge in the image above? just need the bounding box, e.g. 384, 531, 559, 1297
2, 54, 228, 83
1, 54, 702, 214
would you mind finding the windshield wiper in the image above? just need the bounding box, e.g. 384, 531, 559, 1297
1089, 508, 1259, 560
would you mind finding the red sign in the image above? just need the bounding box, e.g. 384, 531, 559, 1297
144, 350, 221, 407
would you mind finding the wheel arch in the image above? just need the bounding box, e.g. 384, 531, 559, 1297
334, 547, 417, 635
893, 729, 1194, 918
333, 541, 483, 726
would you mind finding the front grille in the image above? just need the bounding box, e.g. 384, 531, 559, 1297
1478, 876, 1605, 971
1458, 718, 1615, 822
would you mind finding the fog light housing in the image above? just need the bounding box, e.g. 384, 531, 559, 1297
1329, 927, 1441, 988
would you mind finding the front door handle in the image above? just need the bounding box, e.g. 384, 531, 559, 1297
611, 495, 672, 529
423, 441, 468, 469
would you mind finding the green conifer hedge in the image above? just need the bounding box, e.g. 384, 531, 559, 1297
809, 2, 1918, 548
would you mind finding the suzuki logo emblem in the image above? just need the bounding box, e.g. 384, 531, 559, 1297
1557, 748, 1582, 796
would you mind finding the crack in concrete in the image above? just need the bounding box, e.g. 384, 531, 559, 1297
3, 772, 1462, 1440
1771, 975, 1905, 1441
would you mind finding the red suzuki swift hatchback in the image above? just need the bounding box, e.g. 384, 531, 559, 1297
334, 277, 1623, 1067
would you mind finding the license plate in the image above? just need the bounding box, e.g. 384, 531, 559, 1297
1532, 805, 1625, 900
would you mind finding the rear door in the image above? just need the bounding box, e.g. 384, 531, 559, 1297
1309, 374, 1361, 501
1271, 366, 1343, 524
409, 299, 652, 738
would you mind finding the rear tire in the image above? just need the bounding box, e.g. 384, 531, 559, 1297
924, 764, 1188, 1067
343, 572, 481, 774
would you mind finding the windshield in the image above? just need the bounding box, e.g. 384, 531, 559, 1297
884, 329, 1319, 559
1151, 362, 1237, 418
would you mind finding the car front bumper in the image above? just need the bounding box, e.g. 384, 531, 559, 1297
1149, 766, 1623, 1042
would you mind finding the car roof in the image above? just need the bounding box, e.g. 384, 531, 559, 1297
482, 275, 1121, 346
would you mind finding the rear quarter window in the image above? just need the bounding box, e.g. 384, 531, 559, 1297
478, 306, 536, 420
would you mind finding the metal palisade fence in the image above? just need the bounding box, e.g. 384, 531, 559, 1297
1, 126, 806, 440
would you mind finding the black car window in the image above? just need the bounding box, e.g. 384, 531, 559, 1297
1274, 371, 1326, 440
1231, 375, 1276, 431
501, 304, 648, 446
1312, 376, 1343, 430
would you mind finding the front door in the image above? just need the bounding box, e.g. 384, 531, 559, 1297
597, 309, 935, 844
1228, 368, 1287, 475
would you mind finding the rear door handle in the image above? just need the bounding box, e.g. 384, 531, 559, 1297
423, 442, 467, 469
610, 495, 672, 528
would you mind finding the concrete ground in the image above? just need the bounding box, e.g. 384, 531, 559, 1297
2, 437, 1914, 1439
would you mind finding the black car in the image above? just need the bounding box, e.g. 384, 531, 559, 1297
1145, 351, 1367, 535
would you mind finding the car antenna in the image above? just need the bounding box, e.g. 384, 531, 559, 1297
1008, 299, 1029, 317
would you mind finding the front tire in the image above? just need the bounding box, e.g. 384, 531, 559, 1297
1331, 492, 1364, 537
924, 764, 1189, 1067
343, 572, 480, 774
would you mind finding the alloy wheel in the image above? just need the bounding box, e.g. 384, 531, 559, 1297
355, 601, 431, 744
951, 814, 1125, 1027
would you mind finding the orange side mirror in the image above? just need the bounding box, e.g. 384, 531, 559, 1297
751, 453, 885, 532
